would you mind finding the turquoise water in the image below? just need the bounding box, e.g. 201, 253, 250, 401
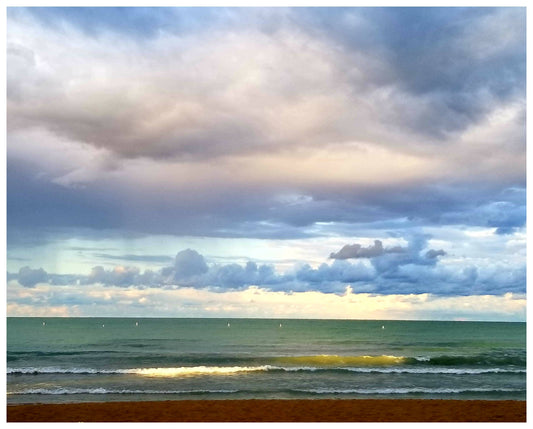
6, 318, 526, 404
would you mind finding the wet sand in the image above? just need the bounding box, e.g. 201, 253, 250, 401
6, 399, 526, 422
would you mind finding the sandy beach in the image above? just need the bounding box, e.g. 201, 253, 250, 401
7, 399, 526, 422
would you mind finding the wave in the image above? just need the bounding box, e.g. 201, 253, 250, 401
8, 350, 121, 358
8, 367, 118, 375
7, 388, 239, 396
334, 367, 524, 375
7, 365, 525, 376
294, 387, 526, 395
8, 351, 525, 368
6, 365, 272, 376
130, 366, 272, 377
275, 353, 525, 368
276, 355, 406, 366
8, 386, 525, 396
411, 353, 526, 367
268, 365, 525, 375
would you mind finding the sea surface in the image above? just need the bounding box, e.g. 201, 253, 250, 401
6, 318, 526, 404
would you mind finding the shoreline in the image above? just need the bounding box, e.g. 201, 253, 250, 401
7, 399, 527, 422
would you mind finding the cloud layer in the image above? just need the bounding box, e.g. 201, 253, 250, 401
7, 7, 526, 241
6, 7, 526, 319
11, 233, 525, 299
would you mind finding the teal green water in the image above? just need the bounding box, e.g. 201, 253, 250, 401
7, 318, 526, 403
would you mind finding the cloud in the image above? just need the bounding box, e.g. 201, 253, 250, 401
17, 266, 48, 287
88, 265, 141, 287
94, 253, 173, 264
14, 7, 225, 39
83, 265, 162, 287
8, 10, 357, 162
7, 148, 526, 243
6, 279, 526, 321
9, 231, 525, 298
7, 7, 525, 163
160, 250, 282, 290
329, 240, 404, 259
286, 7, 526, 143
172, 249, 209, 280
5, 8, 526, 321
494, 226, 518, 235
425, 249, 447, 259
360, 8, 525, 138
329, 236, 446, 269
6, 8, 526, 245
367, 235, 444, 275
292, 260, 376, 294
6, 158, 121, 231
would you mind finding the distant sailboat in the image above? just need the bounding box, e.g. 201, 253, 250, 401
227, 322, 231, 328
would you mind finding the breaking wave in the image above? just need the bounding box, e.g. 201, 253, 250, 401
8, 386, 525, 396
7, 364, 525, 376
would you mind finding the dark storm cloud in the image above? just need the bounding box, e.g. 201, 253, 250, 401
364, 7, 525, 137
6, 7, 526, 241
329, 183, 526, 232
7, 158, 121, 232
364, 8, 524, 91
6, 154, 526, 243
438, 189, 526, 231
6, 157, 279, 241
293, 7, 525, 138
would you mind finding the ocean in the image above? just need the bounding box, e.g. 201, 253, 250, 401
6, 318, 526, 404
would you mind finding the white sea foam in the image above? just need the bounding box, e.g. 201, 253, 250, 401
7, 388, 239, 395
343, 367, 526, 374
298, 387, 526, 395
8, 386, 524, 396
7, 365, 275, 376
7, 365, 525, 376
7, 367, 110, 374
128, 365, 273, 377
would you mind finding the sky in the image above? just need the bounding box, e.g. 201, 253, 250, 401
5, 5, 527, 321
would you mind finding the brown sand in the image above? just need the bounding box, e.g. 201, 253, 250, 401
6, 399, 526, 422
